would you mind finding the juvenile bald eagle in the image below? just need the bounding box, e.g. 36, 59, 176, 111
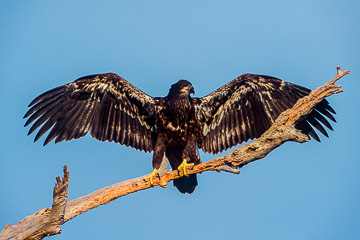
24, 73, 336, 193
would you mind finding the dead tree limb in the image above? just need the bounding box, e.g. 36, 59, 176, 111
0, 166, 69, 240
0, 66, 349, 240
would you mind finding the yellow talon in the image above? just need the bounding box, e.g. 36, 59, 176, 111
178, 159, 194, 176
144, 168, 160, 186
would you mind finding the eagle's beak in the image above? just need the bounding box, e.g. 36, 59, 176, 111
189, 85, 195, 95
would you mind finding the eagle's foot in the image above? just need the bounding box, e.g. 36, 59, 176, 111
177, 159, 194, 176
144, 168, 160, 186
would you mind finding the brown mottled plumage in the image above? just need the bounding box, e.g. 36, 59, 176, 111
24, 73, 336, 193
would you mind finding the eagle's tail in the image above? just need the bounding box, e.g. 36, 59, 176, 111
173, 175, 198, 194
165, 147, 198, 194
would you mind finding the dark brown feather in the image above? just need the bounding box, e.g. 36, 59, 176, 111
196, 74, 336, 154
24, 73, 156, 152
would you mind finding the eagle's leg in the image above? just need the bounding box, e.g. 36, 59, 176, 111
178, 136, 199, 176
144, 168, 160, 186
144, 137, 166, 186
177, 159, 194, 176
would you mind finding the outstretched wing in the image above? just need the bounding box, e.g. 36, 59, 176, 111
195, 74, 336, 154
24, 73, 156, 152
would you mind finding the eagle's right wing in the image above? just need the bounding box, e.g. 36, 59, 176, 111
24, 73, 156, 152
195, 74, 336, 154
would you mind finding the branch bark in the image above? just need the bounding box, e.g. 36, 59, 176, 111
0, 66, 349, 240
0, 166, 69, 240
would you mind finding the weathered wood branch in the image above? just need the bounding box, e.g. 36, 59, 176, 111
0, 66, 349, 240
0, 166, 69, 240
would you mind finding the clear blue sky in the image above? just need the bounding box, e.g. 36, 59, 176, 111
1, 1, 359, 239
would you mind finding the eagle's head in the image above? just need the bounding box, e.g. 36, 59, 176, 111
167, 80, 195, 98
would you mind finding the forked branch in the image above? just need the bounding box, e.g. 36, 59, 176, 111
0, 66, 349, 240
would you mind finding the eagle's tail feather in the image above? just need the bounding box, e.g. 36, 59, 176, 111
173, 175, 198, 194
165, 147, 199, 194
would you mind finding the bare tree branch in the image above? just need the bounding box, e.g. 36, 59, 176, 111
0, 66, 349, 240
1, 166, 69, 240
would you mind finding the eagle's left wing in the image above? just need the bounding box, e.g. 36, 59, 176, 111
24, 73, 156, 152
195, 74, 336, 154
